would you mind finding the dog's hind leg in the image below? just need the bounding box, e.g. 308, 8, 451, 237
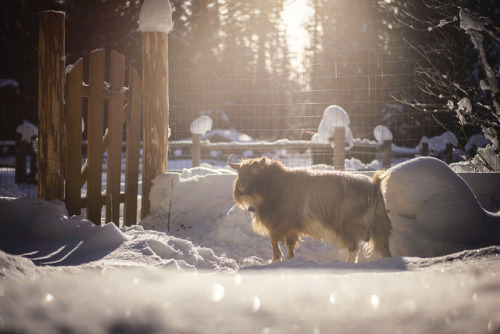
271, 236, 283, 262
285, 233, 300, 260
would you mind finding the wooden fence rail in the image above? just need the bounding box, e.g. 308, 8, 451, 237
65, 49, 142, 226
184, 129, 397, 170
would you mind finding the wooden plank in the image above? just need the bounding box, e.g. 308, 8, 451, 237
124, 66, 142, 226
141, 31, 169, 218
80, 128, 109, 189
64, 58, 84, 216
86, 49, 106, 225
38, 11, 65, 200
106, 50, 126, 225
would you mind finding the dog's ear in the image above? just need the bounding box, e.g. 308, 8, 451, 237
228, 161, 241, 171
227, 154, 241, 171
258, 157, 267, 167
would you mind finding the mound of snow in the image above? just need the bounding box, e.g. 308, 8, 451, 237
315, 105, 353, 149
382, 157, 500, 258
451, 145, 500, 172
190, 115, 213, 135
464, 133, 492, 153
16, 121, 38, 143
417, 131, 458, 153
142, 158, 500, 265
373, 125, 393, 143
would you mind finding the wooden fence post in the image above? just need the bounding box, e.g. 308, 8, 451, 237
421, 142, 429, 156
141, 32, 170, 218
38, 11, 65, 200
192, 134, 201, 167
333, 127, 345, 170
445, 143, 453, 164
382, 140, 392, 169
14, 135, 27, 183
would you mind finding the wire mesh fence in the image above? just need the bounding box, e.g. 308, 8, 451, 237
0, 47, 473, 198
0, 61, 38, 198
167, 47, 455, 170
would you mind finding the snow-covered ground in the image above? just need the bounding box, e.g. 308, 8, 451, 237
1, 157, 500, 333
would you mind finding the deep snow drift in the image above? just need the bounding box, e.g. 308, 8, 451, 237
1, 157, 500, 333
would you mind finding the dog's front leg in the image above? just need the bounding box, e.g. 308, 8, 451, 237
346, 248, 359, 263
271, 236, 282, 262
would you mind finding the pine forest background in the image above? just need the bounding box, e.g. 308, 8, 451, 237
1, 0, 499, 154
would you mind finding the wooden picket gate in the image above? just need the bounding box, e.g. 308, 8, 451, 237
64, 49, 142, 226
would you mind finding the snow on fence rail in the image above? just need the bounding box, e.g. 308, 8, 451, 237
170, 134, 449, 170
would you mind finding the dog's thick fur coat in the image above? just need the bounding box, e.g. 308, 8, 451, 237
230, 157, 392, 263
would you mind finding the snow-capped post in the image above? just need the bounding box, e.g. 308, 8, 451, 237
333, 127, 345, 170
374, 125, 393, 169
382, 141, 392, 169
445, 143, 453, 164
140, 0, 172, 218
190, 115, 213, 167
192, 134, 201, 167
38, 11, 65, 201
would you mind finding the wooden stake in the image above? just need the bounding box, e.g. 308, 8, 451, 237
141, 31, 169, 218
192, 134, 201, 167
382, 140, 392, 170
333, 127, 345, 170
38, 11, 65, 200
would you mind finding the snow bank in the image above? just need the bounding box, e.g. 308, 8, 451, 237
0, 169, 37, 198
0, 197, 241, 272
383, 157, 500, 257
141, 157, 500, 265
0, 197, 128, 266
417, 131, 458, 153
465, 133, 492, 153
2, 251, 500, 334
451, 145, 500, 172
2, 157, 500, 333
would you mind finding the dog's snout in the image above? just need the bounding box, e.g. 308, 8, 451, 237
237, 180, 248, 193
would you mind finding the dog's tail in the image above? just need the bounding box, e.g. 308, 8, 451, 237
366, 171, 392, 258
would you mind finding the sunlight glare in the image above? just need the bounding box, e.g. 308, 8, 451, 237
282, 0, 313, 53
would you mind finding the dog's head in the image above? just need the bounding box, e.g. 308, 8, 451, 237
229, 157, 268, 195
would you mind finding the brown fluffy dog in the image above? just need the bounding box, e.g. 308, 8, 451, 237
229, 157, 392, 263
